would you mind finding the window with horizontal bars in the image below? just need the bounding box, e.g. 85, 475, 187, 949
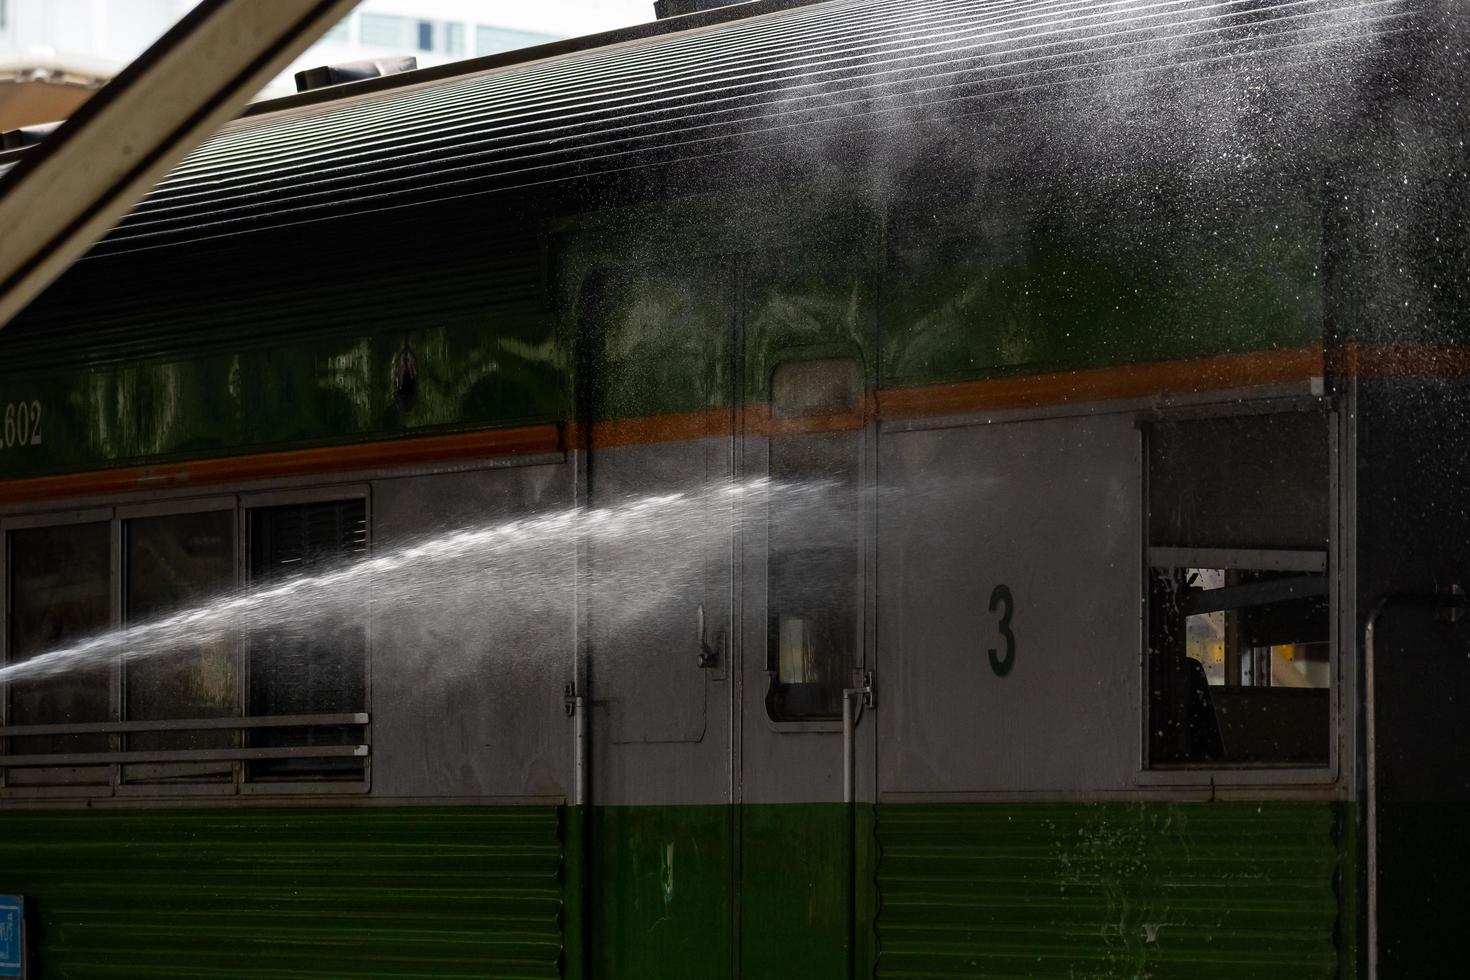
124, 509, 237, 785
247, 499, 368, 781
0, 495, 370, 797
5, 522, 111, 788
1146, 411, 1332, 768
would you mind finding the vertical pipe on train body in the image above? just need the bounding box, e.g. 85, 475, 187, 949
1361, 591, 1469, 980
842, 675, 873, 978
573, 687, 588, 806
842, 689, 855, 805
1363, 604, 1382, 980
841, 676, 872, 804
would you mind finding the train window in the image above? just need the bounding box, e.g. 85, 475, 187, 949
1148, 412, 1329, 550
5, 522, 112, 785
1147, 412, 1331, 768
246, 499, 368, 780
2, 498, 371, 795
765, 358, 863, 723
123, 510, 237, 784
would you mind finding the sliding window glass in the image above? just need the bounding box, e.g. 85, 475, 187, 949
123, 510, 236, 784
247, 498, 367, 780
765, 358, 863, 722
1147, 411, 1331, 768
5, 521, 111, 786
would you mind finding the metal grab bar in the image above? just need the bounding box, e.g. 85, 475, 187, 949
841, 673, 874, 805
0, 711, 368, 738
1362, 590, 1468, 980
0, 744, 368, 768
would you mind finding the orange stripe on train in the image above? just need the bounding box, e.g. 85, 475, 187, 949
0, 424, 564, 507
23, 342, 1470, 508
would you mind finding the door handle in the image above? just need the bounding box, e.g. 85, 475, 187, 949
696, 603, 722, 669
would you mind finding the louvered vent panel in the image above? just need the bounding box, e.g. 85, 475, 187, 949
875, 802, 1342, 979
0, 806, 565, 979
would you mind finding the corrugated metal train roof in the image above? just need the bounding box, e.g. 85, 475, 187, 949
14, 0, 1429, 256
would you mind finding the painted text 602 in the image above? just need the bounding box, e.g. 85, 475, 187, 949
2, 401, 42, 448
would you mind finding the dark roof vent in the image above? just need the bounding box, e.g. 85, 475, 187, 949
1, 121, 62, 151
294, 56, 417, 93
655, 0, 750, 18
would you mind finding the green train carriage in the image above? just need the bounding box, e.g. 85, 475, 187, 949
0, 0, 1466, 977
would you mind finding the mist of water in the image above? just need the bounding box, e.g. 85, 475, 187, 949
0, 477, 857, 688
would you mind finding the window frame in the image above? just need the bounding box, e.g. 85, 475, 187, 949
759, 347, 874, 735
0, 507, 117, 798
0, 487, 372, 800
1135, 398, 1345, 788
239, 485, 372, 796
113, 495, 239, 797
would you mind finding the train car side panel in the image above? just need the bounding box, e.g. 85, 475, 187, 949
0, 806, 565, 978
877, 412, 1142, 795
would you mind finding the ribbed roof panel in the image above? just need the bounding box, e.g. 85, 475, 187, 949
68, 0, 1424, 253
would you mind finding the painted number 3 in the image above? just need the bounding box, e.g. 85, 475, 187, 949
987, 584, 1016, 677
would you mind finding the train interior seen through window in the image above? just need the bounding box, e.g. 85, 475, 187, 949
1146, 410, 1332, 768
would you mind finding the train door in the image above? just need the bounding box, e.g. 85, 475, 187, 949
735, 249, 875, 980
577, 260, 739, 978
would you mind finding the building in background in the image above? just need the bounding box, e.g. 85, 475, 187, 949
0, 0, 652, 130
0, 0, 169, 129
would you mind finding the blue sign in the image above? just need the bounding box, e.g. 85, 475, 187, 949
0, 895, 21, 977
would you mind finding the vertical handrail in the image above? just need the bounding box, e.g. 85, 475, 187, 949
1361, 590, 1468, 980
842, 673, 873, 979
841, 675, 872, 805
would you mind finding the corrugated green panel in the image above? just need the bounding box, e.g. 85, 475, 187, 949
875, 802, 1343, 979
0, 806, 563, 979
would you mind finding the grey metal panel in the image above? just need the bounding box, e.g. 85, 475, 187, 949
588, 438, 735, 806
368, 463, 573, 799
876, 413, 1142, 796
588, 440, 722, 746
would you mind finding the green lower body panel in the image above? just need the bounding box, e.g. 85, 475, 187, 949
586, 803, 856, 980
0, 801, 1350, 979
739, 804, 853, 980
873, 801, 1348, 980
0, 806, 564, 979
1376, 802, 1469, 979
588, 805, 735, 979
